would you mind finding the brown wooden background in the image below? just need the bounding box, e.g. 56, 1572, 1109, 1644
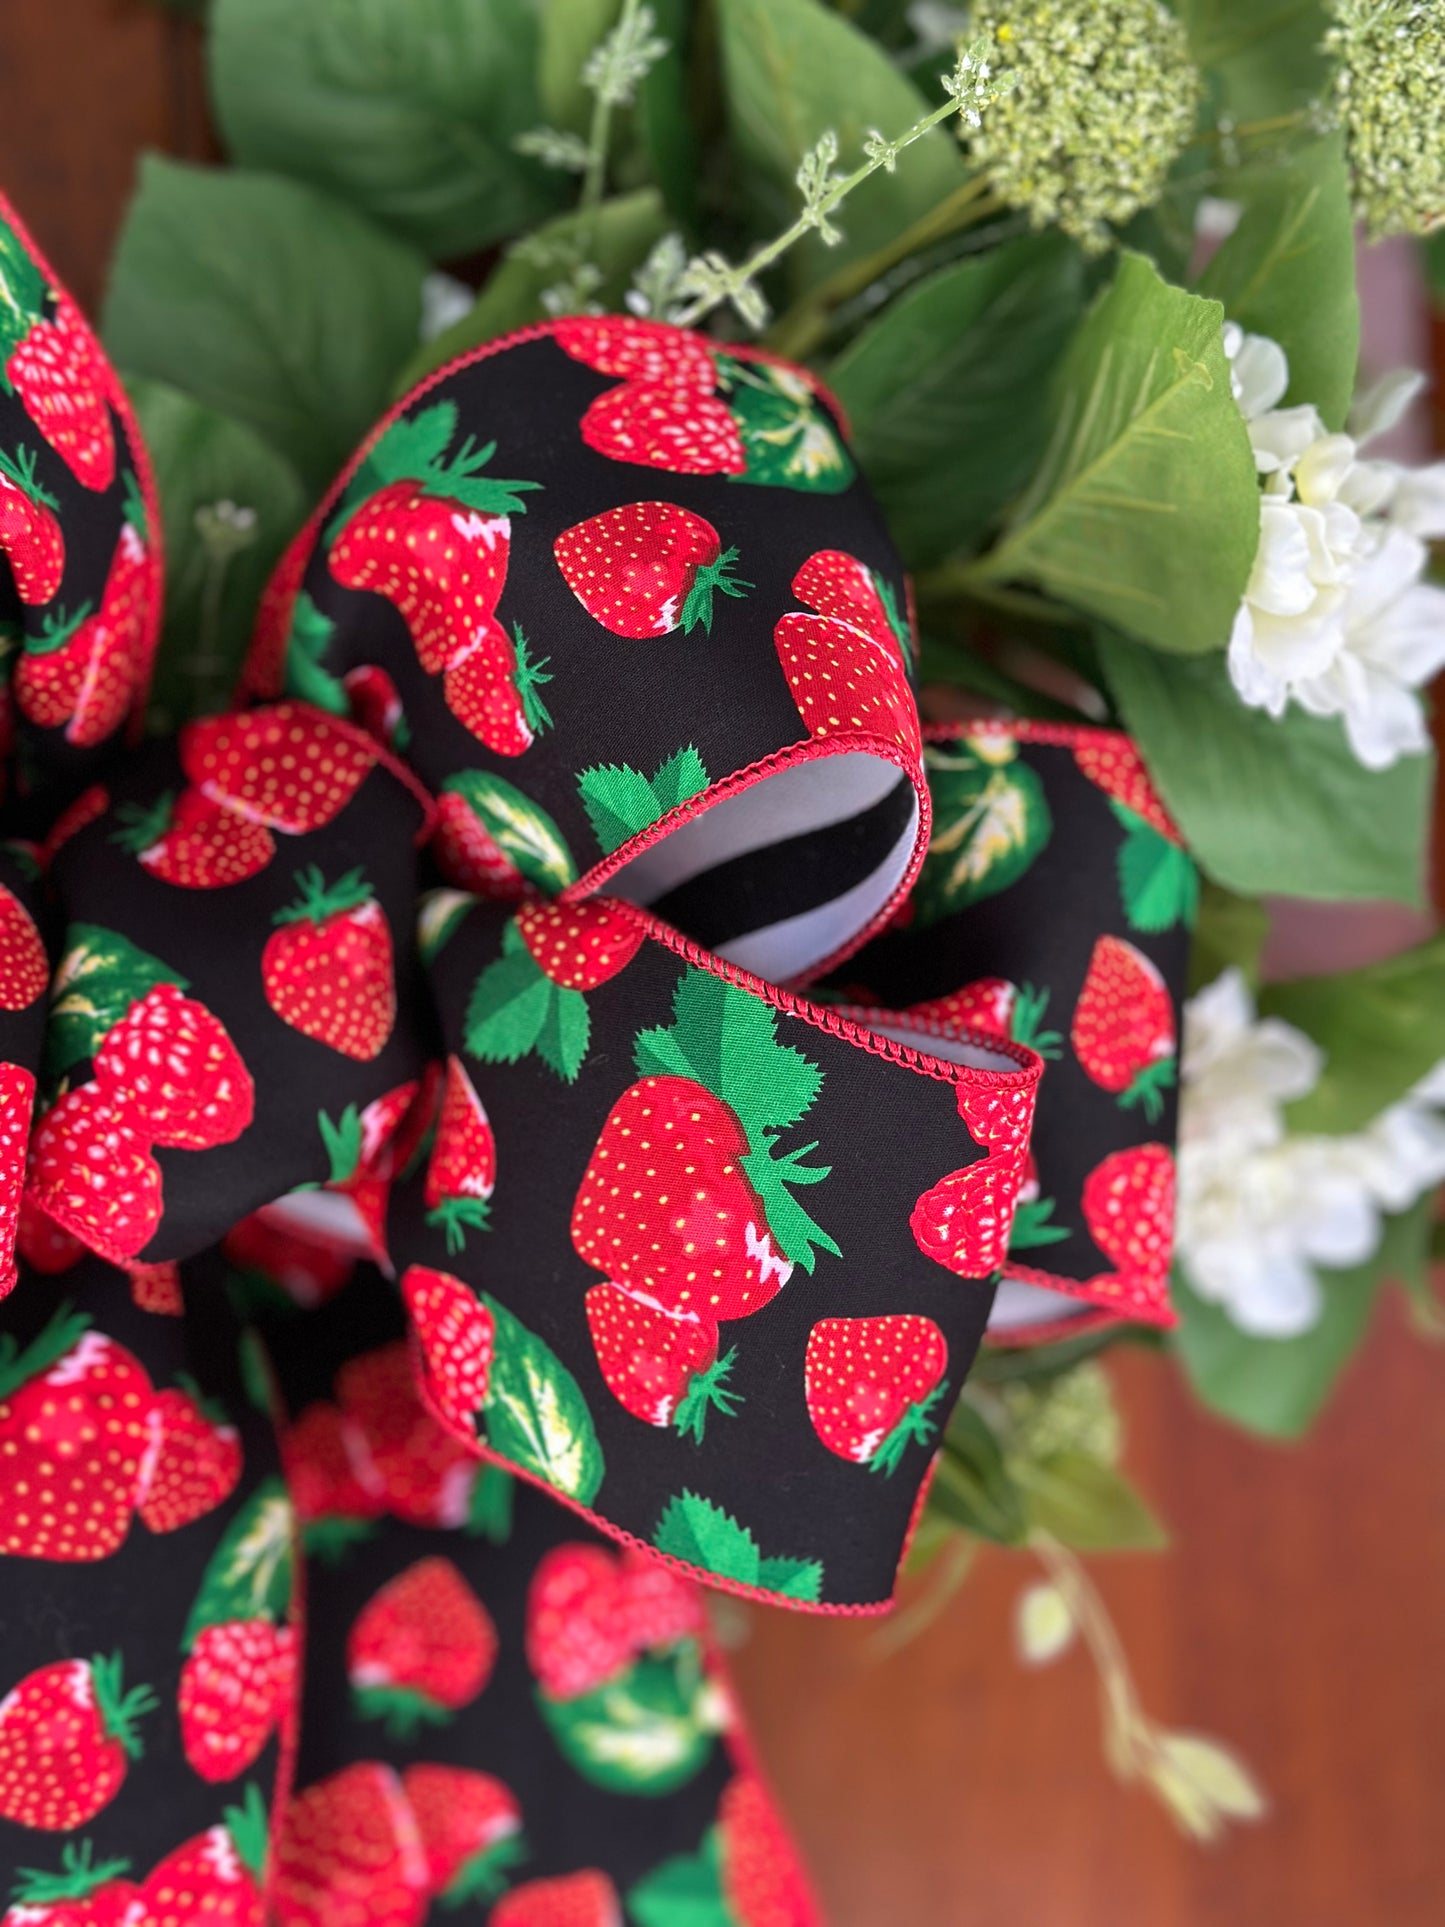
2, 6, 1442, 1922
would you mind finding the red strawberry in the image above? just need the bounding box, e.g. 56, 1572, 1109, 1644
344, 663, 405, 744
910, 1147, 1027, 1279
136, 1381, 242, 1532
552, 317, 715, 387
903, 977, 1060, 1058
26, 1081, 163, 1259
441, 615, 551, 757
515, 899, 644, 990
572, 1076, 822, 1322
400, 1764, 523, 1907
178, 1619, 296, 1783
273, 1762, 429, 1927
180, 702, 376, 833
337, 1343, 481, 1528
92, 982, 254, 1150
774, 551, 919, 760
1071, 935, 1177, 1117
432, 790, 528, 899
348, 1557, 496, 1734
0, 1654, 154, 1830
803, 1315, 948, 1473
14, 514, 151, 747
0, 444, 63, 602
136, 1787, 270, 1927
0, 1841, 139, 1926
0, 1061, 34, 1294
402, 1264, 495, 1433
525, 1545, 632, 1700
2, 273, 116, 492
554, 502, 749, 638
262, 867, 395, 1061
1081, 1143, 1175, 1311
283, 1401, 385, 1533
718, 1775, 819, 1927
580, 382, 744, 476
422, 1059, 496, 1252
584, 1282, 738, 1440
1073, 736, 1181, 844
615, 1551, 706, 1655
225, 1213, 354, 1308
111, 786, 277, 888
328, 401, 537, 672
127, 1259, 183, 1315
15, 1193, 84, 1274
491, 1872, 622, 1927
954, 1082, 1036, 1156
0, 1308, 152, 1560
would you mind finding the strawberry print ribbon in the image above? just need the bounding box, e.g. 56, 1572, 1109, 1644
0, 189, 1188, 1918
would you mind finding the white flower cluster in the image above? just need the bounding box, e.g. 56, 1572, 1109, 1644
1223, 325, 1445, 771
1176, 968, 1445, 1337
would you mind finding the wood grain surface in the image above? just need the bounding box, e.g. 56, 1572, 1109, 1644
1, 9, 1440, 1922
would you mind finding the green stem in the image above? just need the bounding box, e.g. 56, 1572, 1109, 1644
766, 174, 1002, 359
674, 93, 981, 330
1186, 107, 1313, 150
917, 563, 1075, 627
1029, 1530, 1149, 1780
580, 0, 645, 212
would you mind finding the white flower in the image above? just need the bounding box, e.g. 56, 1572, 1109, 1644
1223, 329, 1445, 769
1179, 977, 1445, 1337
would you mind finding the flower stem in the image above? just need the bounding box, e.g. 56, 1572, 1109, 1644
765, 174, 1002, 359
580, 0, 645, 212
673, 94, 980, 330
1030, 1530, 1147, 1776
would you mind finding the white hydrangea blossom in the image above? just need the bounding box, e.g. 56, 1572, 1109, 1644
1176, 969, 1445, 1337
1222, 325, 1445, 771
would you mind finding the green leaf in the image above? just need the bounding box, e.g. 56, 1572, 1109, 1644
536, 1651, 717, 1796
986, 254, 1258, 654
756, 1554, 824, 1601
927, 1402, 1029, 1546
1116, 812, 1200, 934
715, 355, 854, 492
465, 950, 554, 1062
577, 745, 710, 855
209, 0, 563, 260
628, 1842, 731, 1927
634, 970, 823, 1135
182, 1479, 295, 1646
635, 0, 701, 229
396, 189, 669, 393
1100, 631, 1432, 908
714, 0, 968, 294
1188, 879, 1269, 994
103, 157, 426, 495
1013, 1452, 1169, 1552
1196, 136, 1358, 430
1171, 1199, 1435, 1437
47, 925, 179, 1082
911, 740, 1052, 926
480, 1295, 604, 1502
441, 772, 577, 894
653, 1491, 760, 1583
535, 984, 591, 1084
829, 234, 1086, 568
1178, 0, 1331, 124
125, 377, 307, 730
1263, 934, 1445, 1136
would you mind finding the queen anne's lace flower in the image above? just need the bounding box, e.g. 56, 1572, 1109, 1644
1223, 327, 1445, 770
967, 0, 1200, 251
1324, 0, 1445, 239
1177, 971, 1445, 1337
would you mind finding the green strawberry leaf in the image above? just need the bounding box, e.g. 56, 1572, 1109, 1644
318, 1105, 362, 1184
534, 984, 590, 1084
715, 356, 854, 492
756, 1555, 824, 1602
465, 949, 554, 1063
1114, 806, 1200, 933
576, 746, 710, 856
480, 1295, 604, 1503
912, 744, 1052, 928
280, 593, 347, 716
653, 1492, 760, 1585
627, 1840, 731, 1927
536, 1651, 717, 1796
442, 771, 576, 894
1007, 1196, 1071, 1251
47, 925, 181, 1083
182, 1478, 295, 1647
465, 1462, 515, 1543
